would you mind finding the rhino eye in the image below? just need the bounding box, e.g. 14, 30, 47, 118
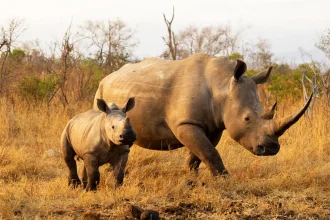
112, 125, 115, 129
244, 116, 250, 121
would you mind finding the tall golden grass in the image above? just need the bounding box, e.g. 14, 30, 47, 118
0, 97, 329, 219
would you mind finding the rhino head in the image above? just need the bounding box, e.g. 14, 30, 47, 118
97, 98, 136, 145
221, 60, 312, 156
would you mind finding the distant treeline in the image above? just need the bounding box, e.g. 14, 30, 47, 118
0, 18, 329, 106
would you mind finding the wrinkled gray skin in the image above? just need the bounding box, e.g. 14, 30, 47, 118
61, 98, 136, 190
93, 53, 312, 176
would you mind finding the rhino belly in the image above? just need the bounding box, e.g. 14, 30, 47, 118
128, 115, 183, 150
134, 138, 183, 151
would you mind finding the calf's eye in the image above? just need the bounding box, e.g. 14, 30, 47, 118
244, 117, 250, 121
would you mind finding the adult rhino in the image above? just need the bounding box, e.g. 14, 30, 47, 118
93, 53, 312, 176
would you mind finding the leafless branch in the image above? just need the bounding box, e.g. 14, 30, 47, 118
162, 6, 177, 60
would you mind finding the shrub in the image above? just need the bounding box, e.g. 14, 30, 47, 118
228, 52, 244, 61
18, 75, 58, 103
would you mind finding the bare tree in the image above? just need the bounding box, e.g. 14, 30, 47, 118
300, 49, 329, 109
46, 23, 82, 106
162, 7, 178, 60
315, 29, 330, 106
316, 28, 330, 59
248, 38, 273, 70
173, 23, 246, 59
222, 24, 247, 56
321, 69, 330, 106
0, 18, 26, 94
301, 69, 318, 118
21, 40, 49, 73
81, 19, 137, 72
178, 25, 225, 57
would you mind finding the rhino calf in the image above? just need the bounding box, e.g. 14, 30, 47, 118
61, 98, 136, 191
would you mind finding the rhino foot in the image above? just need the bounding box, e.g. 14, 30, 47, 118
220, 169, 230, 178
68, 177, 81, 188
85, 182, 98, 192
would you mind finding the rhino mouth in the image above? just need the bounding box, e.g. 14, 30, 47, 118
120, 139, 135, 145
253, 143, 280, 156
119, 136, 136, 144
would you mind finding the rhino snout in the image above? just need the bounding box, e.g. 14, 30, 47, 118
119, 130, 136, 144
253, 142, 280, 156
253, 145, 266, 155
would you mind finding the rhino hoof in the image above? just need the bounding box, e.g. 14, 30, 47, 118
220, 170, 230, 178
82, 209, 101, 220
129, 204, 144, 218
68, 179, 81, 188
140, 210, 160, 220
85, 187, 97, 192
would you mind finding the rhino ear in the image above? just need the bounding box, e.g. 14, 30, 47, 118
121, 97, 135, 113
97, 99, 109, 113
234, 59, 247, 81
252, 66, 273, 84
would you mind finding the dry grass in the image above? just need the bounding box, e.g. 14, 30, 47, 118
0, 98, 329, 219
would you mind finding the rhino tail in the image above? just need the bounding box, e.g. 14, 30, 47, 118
60, 128, 74, 159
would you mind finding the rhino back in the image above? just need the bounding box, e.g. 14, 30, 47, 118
66, 110, 106, 157
95, 54, 230, 149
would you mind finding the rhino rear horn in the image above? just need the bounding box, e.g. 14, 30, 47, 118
261, 101, 277, 120
252, 66, 273, 84
234, 60, 247, 81
275, 93, 313, 136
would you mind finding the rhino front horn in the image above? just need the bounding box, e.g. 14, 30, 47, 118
275, 93, 313, 136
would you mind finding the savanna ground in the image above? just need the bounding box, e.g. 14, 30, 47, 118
0, 97, 329, 220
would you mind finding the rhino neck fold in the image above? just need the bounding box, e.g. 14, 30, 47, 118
208, 76, 232, 130
100, 114, 113, 148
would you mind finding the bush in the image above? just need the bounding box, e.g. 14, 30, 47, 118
77, 59, 106, 101
18, 75, 58, 103
9, 48, 25, 63
228, 52, 244, 61
267, 71, 303, 100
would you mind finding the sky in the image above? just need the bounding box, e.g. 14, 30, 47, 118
1, 0, 330, 65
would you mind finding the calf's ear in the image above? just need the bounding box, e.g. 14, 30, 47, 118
97, 99, 109, 113
122, 97, 135, 113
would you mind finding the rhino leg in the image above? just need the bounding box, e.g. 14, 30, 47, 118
83, 154, 100, 191
61, 135, 81, 187
113, 153, 129, 186
81, 166, 88, 189
176, 125, 227, 176
110, 145, 130, 186
185, 131, 223, 172
186, 152, 201, 171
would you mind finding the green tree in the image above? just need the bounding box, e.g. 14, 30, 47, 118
18, 75, 58, 103
272, 63, 292, 75
228, 52, 243, 60
9, 48, 25, 62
